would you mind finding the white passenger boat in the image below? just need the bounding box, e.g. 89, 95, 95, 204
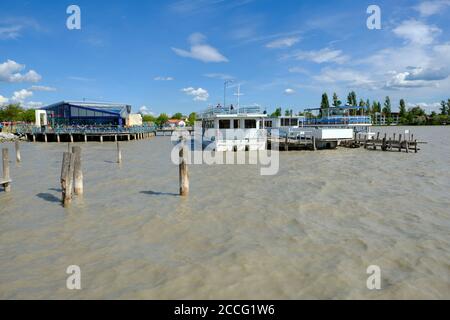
197, 105, 268, 151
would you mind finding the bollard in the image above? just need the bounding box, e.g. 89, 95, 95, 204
72, 146, 83, 195
60, 152, 75, 206
15, 141, 21, 163
2, 148, 11, 192
179, 142, 189, 196
117, 141, 122, 164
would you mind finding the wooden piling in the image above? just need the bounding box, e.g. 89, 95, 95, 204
44, 134, 47, 143
398, 134, 402, 152
32, 134, 36, 142
117, 141, 122, 164
15, 141, 21, 163
60, 152, 75, 206
57, 135, 60, 143
100, 135, 103, 143
72, 146, 83, 196
284, 134, 289, 151
179, 142, 189, 196
414, 140, 418, 153
84, 135, 88, 143
2, 148, 11, 192
312, 136, 317, 151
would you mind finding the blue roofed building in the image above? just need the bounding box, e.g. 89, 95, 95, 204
40, 101, 135, 127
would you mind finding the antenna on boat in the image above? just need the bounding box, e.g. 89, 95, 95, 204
234, 84, 244, 108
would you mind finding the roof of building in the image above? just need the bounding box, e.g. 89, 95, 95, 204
42, 101, 132, 115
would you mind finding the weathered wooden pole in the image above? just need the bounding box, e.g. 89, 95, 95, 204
312, 136, 317, 151
117, 141, 122, 164
72, 146, 83, 195
414, 140, 418, 153
2, 148, 11, 192
15, 141, 21, 163
398, 134, 403, 152
179, 141, 189, 196
284, 134, 289, 152
60, 152, 75, 206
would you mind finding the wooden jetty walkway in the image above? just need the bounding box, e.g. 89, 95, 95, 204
20, 126, 156, 143
341, 132, 422, 153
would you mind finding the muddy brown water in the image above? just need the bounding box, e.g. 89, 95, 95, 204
0, 126, 449, 299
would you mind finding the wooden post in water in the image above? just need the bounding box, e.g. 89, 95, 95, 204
312, 136, 317, 151
15, 141, 21, 163
179, 140, 189, 196
405, 137, 409, 153
382, 134, 387, 151
398, 134, 402, 152
72, 146, 83, 195
60, 152, 75, 207
284, 134, 289, 152
414, 140, 418, 153
2, 148, 11, 192
117, 141, 122, 164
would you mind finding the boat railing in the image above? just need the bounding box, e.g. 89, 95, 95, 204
302, 116, 372, 125
199, 105, 264, 118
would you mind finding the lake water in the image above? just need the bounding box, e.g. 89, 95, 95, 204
0, 126, 449, 299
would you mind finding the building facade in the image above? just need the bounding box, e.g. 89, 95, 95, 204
39, 101, 133, 127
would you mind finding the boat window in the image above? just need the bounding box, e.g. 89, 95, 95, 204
219, 120, 231, 129
233, 119, 240, 129
265, 121, 272, 128
245, 119, 257, 128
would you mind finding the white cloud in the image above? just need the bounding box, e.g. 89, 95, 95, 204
30, 85, 56, 92
182, 87, 209, 101
393, 20, 441, 46
154, 76, 174, 81
407, 101, 442, 113
288, 66, 308, 74
0, 25, 22, 40
414, 1, 450, 16
284, 88, 295, 95
172, 33, 228, 63
203, 73, 235, 80
384, 71, 439, 89
266, 37, 300, 49
0, 59, 42, 83
139, 106, 155, 115
287, 48, 349, 64
314, 68, 376, 89
11, 89, 33, 103
0, 95, 9, 105
24, 101, 43, 109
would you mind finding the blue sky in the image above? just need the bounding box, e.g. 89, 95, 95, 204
1, 0, 450, 115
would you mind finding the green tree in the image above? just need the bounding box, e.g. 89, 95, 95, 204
155, 113, 169, 128
270, 107, 282, 117
440, 100, 448, 115
399, 99, 407, 118
22, 108, 36, 122
383, 96, 391, 115
142, 115, 156, 123
332, 93, 342, 107
365, 99, 371, 114
320, 93, 330, 116
187, 112, 197, 126
171, 112, 184, 120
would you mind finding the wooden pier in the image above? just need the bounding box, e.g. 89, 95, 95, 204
341, 132, 421, 153
1, 148, 11, 192
25, 131, 156, 143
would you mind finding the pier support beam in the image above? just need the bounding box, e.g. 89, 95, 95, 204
15, 141, 21, 163
179, 142, 189, 196
84, 135, 88, 143
2, 148, 11, 192
117, 141, 122, 164
44, 134, 47, 143
57, 135, 60, 143
100, 135, 103, 143
70, 135, 74, 143
72, 146, 83, 196
60, 152, 75, 207
33, 134, 36, 142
